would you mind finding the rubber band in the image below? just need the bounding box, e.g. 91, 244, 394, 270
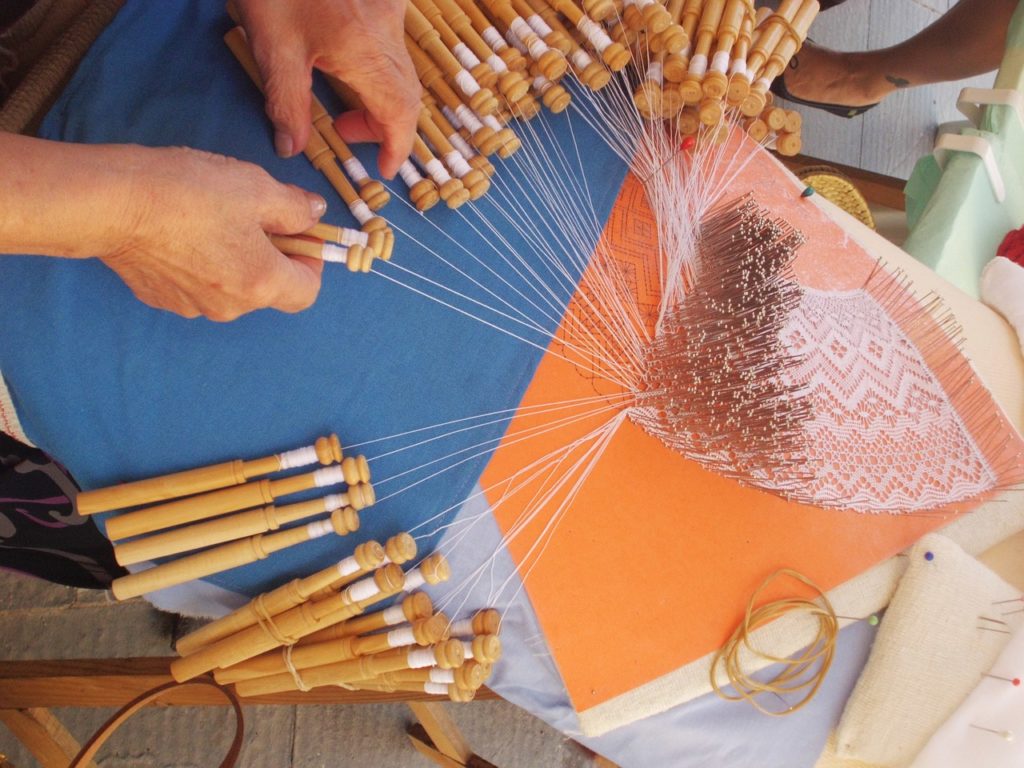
709, 568, 837, 716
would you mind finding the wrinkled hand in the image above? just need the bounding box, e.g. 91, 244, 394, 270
235, 0, 421, 179
103, 146, 326, 322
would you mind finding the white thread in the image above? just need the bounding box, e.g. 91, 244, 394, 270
688, 53, 708, 76
305, 518, 334, 538
382, 604, 406, 625
347, 577, 380, 603
321, 493, 346, 511
398, 159, 425, 188
277, 444, 318, 470
336, 556, 360, 577
387, 626, 417, 647
482, 114, 503, 131
442, 105, 462, 129
755, 76, 771, 91
424, 158, 453, 184
576, 17, 612, 52
283, 646, 311, 692
711, 51, 730, 74
347, 199, 373, 225
445, 150, 473, 178
408, 648, 436, 668
454, 104, 484, 132
320, 243, 348, 264
450, 618, 473, 636
527, 14, 553, 37
729, 59, 748, 77
646, 61, 664, 84
526, 36, 548, 60
505, 29, 528, 54
461, 639, 475, 659
333, 228, 368, 247
481, 26, 506, 51
424, 682, 448, 695
453, 69, 481, 97
428, 668, 455, 684
451, 42, 480, 70
448, 132, 475, 160
510, 18, 547, 60
571, 49, 594, 71
404, 569, 427, 591
340, 156, 369, 182
486, 54, 507, 72
313, 465, 344, 488
533, 75, 551, 94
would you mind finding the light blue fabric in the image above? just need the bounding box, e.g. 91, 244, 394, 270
0, 0, 624, 596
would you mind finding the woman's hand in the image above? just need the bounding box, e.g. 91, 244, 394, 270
234, 0, 421, 179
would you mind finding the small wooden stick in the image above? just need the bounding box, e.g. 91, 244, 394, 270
77, 434, 341, 515
726, 10, 755, 103
306, 531, 418, 602
386, 658, 491, 689
349, 679, 476, 701
233, 639, 464, 697
170, 563, 405, 682
309, 96, 391, 211
449, 609, 501, 637
702, 0, 750, 99
407, 3, 500, 115
105, 455, 370, 541
113, 484, 374, 566
214, 613, 450, 684
111, 507, 359, 601
458, 634, 503, 664
174, 540, 386, 656
679, 0, 726, 103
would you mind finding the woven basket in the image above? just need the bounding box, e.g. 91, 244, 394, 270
797, 165, 876, 230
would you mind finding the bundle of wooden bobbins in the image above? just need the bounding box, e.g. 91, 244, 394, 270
168, 545, 503, 704
76, 434, 375, 601
629, 0, 815, 155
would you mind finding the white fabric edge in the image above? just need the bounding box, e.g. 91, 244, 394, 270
0, 370, 34, 446
577, 166, 1024, 737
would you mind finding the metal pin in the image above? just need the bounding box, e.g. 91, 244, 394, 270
993, 596, 1024, 605
982, 673, 1021, 686
978, 625, 1013, 635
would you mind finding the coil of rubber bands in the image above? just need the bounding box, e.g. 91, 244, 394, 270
710, 568, 837, 715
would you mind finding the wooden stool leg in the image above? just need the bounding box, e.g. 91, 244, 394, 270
0, 708, 96, 768
406, 701, 499, 768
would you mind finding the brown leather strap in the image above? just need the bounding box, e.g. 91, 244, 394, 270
68, 679, 244, 768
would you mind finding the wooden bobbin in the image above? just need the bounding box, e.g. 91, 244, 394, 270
512, 94, 543, 119
215, 612, 450, 685
548, 0, 630, 71
451, 608, 502, 637
760, 104, 787, 132
171, 563, 405, 682
725, 11, 755, 103
385, 532, 419, 566
678, 0, 726, 103
530, 68, 572, 113
526, 0, 607, 90
298, 591, 434, 647
622, 0, 670, 35
663, 51, 688, 82
417, 106, 491, 200
270, 235, 375, 273
677, 105, 701, 137
634, 79, 664, 120
775, 130, 802, 156
233, 639, 465, 698
783, 108, 802, 134
77, 434, 341, 516
414, 134, 472, 209
407, 3, 500, 115
743, 116, 769, 142
452, 0, 529, 72
698, 96, 723, 125
661, 83, 684, 116
462, 634, 503, 664
111, 507, 359, 601
581, 0, 615, 22
740, 0, 811, 115
650, 22, 688, 55
174, 540, 386, 656
702, 0, 749, 100
480, 0, 568, 81
113, 486, 371, 567
310, 97, 391, 212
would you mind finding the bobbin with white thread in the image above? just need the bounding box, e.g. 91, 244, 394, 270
111, 507, 360, 601
481, 0, 568, 81
105, 455, 370, 541
233, 639, 465, 697
77, 433, 342, 515
309, 97, 391, 211
174, 540, 386, 656
298, 590, 434, 647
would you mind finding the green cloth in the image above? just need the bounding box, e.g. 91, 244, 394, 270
903, 0, 1024, 297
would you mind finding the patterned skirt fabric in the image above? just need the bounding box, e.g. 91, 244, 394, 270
0, 432, 124, 589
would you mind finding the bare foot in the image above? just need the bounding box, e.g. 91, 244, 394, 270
781, 43, 895, 108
